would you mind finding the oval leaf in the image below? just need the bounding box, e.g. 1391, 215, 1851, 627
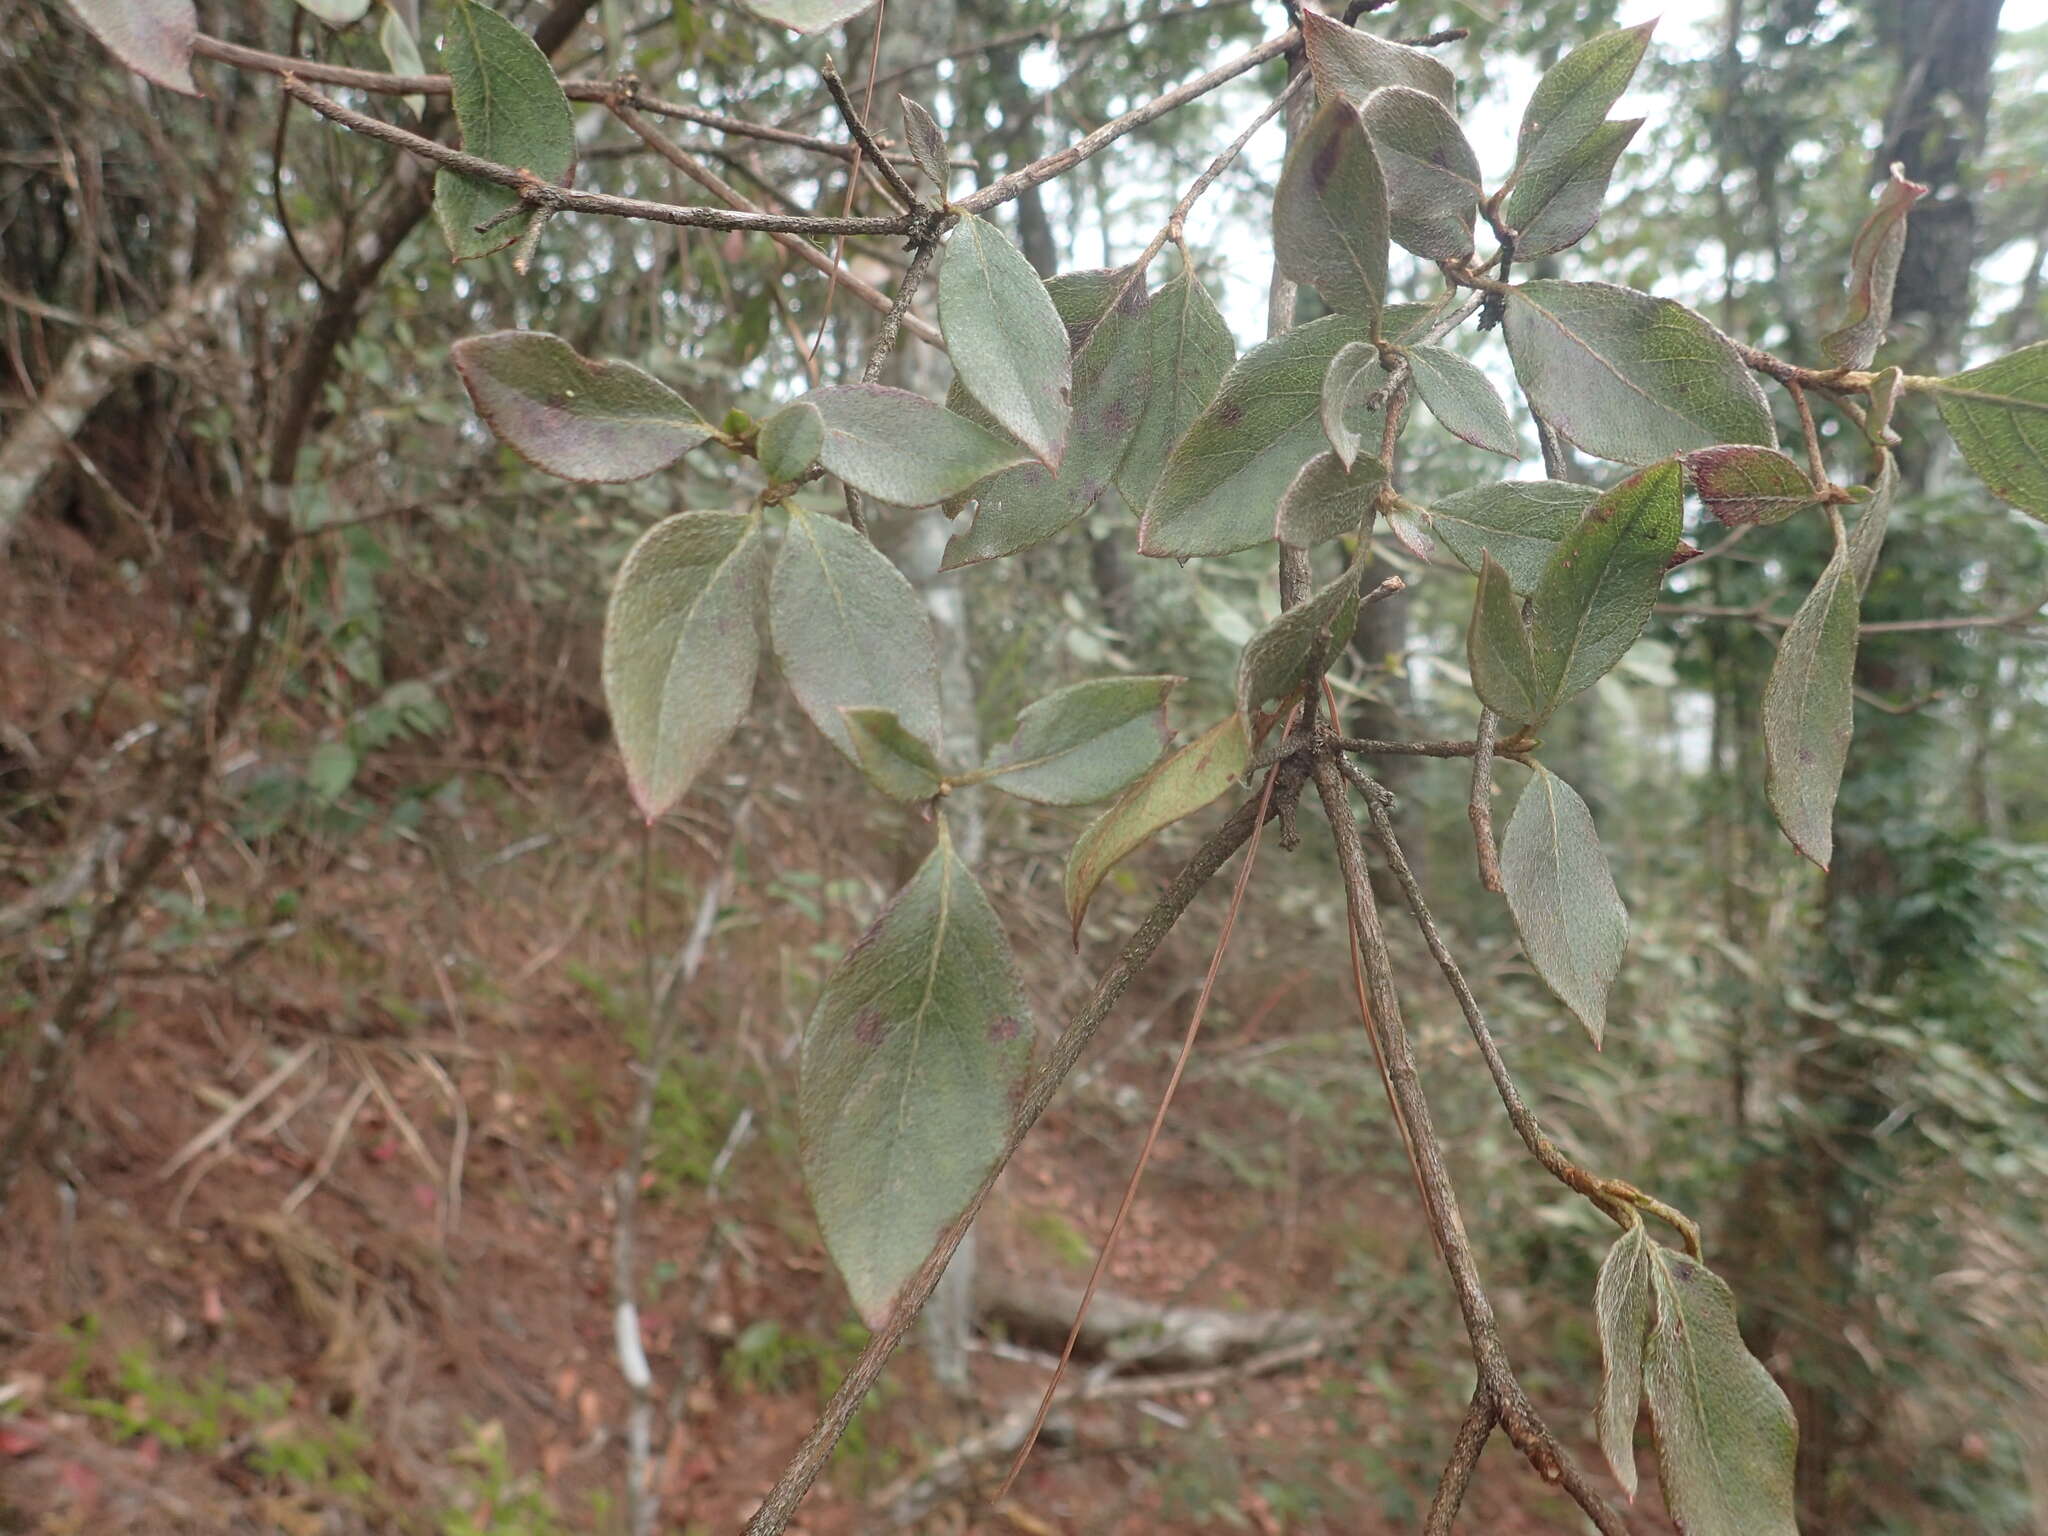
1321, 341, 1391, 471
1404, 344, 1519, 458
60, 0, 200, 96
1763, 519, 1859, 870
1065, 714, 1250, 941
1467, 552, 1544, 724
801, 821, 1031, 1328
1301, 9, 1456, 110
938, 213, 1072, 467
1115, 264, 1237, 510
741, 0, 879, 32
976, 676, 1180, 806
1930, 339, 2048, 521
757, 399, 826, 484
1508, 21, 1653, 194
840, 707, 943, 803
1504, 281, 1775, 465
1595, 1224, 1653, 1500
770, 506, 943, 765
1682, 445, 1817, 527
1503, 117, 1641, 261
1643, 1245, 1799, 1536
453, 331, 713, 483
1236, 564, 1367, 719
602, 512, 767, 821
808, 385, 1027, 508
1276, 451, 1387, 548
899, 96, 949, 191
1273, 98, 1390, 325
1500, 764, 1628, 1045
435, 0, 575, 262
1822, 164, 1929, 370
1359, 85, 1481, 261
1428, 479, 1599, 594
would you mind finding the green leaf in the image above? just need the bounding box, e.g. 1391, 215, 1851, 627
976, 676, 1180, 805
1272, 99, 1390, 326
770, 507, 942, 767
740, 0, 879, 32
938, 213, 1072, 467
1276, 451, 1387, 548
306, 740, 360, 804
757, 399, 825, 484
1065, 714, 1250, 940
1763, 516, 1859, 870
808, 385, 1027, 508
435, 0, 575, 262
1358, 86, 1481, 262
1503, 117, 1641, 261
1236, 563, 1367, 719
1404, 344, 1519, 458
899, 96, 949, 191
1504, 281, 1775, 465
378, 4, 428, 117
1114, 264, 1236, 510
1682, 445, 1817, 527
1321, 341, 1391, 471
943, 272, 1153, 566
1849, 453, 1896, 596
1508, 21, 1653, 195
840, 707, 944, 803
451, 331, 713, 483
59, 0, 200, 95
293, 0, 372, 25
1424, 479, 1599, 594
1142, 311, 1377, 558
1301, 9, 1456, 111
1929, 339, 2048, 521
1822, 164, 1929, 370
1525, 460, 1684, 718
1595, 1224, 1653, 1500
1466, 552, 1544, 724
1500, 764, 1628, 1045
801, 820, 1031, 1327
1643, 1245, 1799, 1536
602, 512, 767, 821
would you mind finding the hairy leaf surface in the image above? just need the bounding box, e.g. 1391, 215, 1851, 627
60, 0, 199, 95
1276, 452, 1387, 548
840, 707, 944, 803
1425, 480, 1598, 594
1683, 445, 1817, 527
1509, 21, 1653, 194
436, 0, 575, 261
1467, 552, 1544, 724
757, 400, 825, 484
1236, 563, 1367, 719
1930, 340, 2048, 521
1501, 764, 1628, 1045
1763, 518, 1859, 869
1272, 99, 1390, 325
977, 676, 1179, 805
801, 821, 1030, 1327
1301, 9, 1456, 110
1595, 1224, 1653, 1500
1358, 86, 1480, 261
1115, 265, 1236, 509
1822, 164, 1929, 370
899, 96, 949, 191
741, 0, 879, 33
1321, 341, 1392, 470
809, 385, 1026, 507
938, 213, 1072, 466
1405, 344, 1519, 458
1504, 117, 1641, 261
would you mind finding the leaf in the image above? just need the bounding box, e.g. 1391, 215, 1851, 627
1115, 264, 1236, 510
1504, 281, 1775, 465
1321, 341, 1391, 471
1595, 1224, 1653, 1500
1643, 1245, 1800, 1536
1822, 164, 1930, 370
1272, 99, 1390, 326
452, 331, 713, 483
1503, 117, 1642, 261
59, 0, 200, 96
943, 273, 1153, 566
808, 385, 1027, 508
1467, 553, 1545, 726
1763, 517, 1859, 870
1849, 453, 1897, 596
899, 96, 949, 191
1142, 311, 1378, 558
1357, 86, 1480, 261
1682, 445, 1817, 527
938, 213, 1072, 467
1525, 460, 1684, 718
801, 820, 1031, 1327
769, 506, 943, 766
1065, 714, 1250, 940
435, 0, 575, 262
1404, 344, 1519, 458
1929, 339, 2048, 521
1508, 21, 1653, 195
306, 741, 360, 803
741, 0, 879, 32
1236, 563, 1367, 719
1301, 9, 1456, 111
1500, 764, 1628, 1045
976, 676, 1180, 805
602, 512, 768, 821
1276, 451, 1387, 548
1426, 479, 1599, 594
378, 4, 428, 117
840, 707, 943, 803
293, 0, 373, 25
757, 399, 825, 484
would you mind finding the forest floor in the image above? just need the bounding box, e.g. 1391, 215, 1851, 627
1, 531, 1622, 1534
